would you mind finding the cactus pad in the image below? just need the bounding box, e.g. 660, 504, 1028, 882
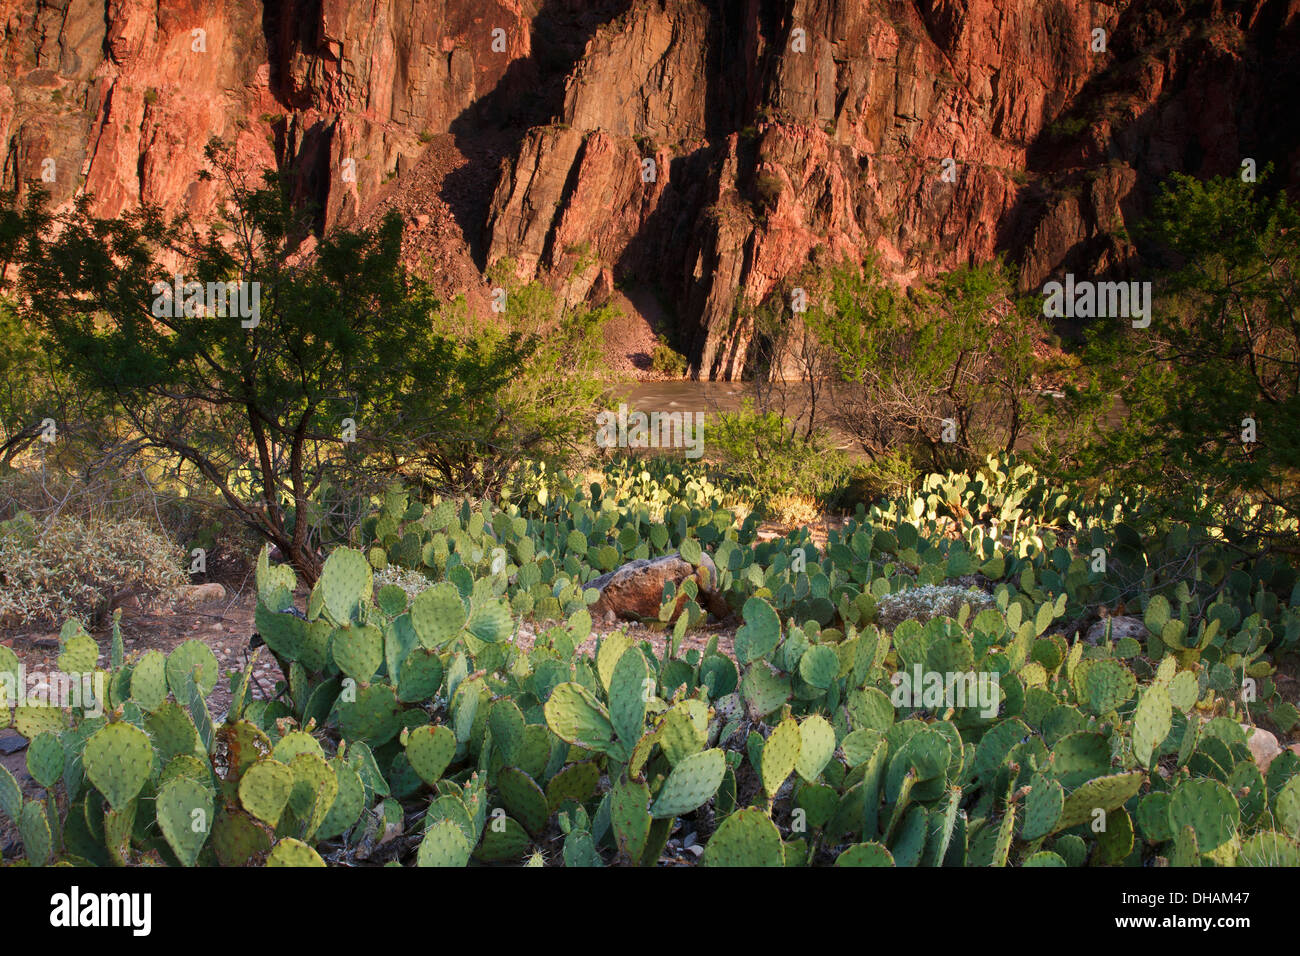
83, 722, 152, 810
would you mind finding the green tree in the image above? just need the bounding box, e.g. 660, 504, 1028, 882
806, 256, 1049, 473
8, 144, 529, 582
1075, 171, 1300, 542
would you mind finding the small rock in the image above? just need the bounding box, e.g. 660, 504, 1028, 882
1245, 725, 1282, 771
174, 582, 227, 606
0, 732, 28, 755
1084, 615, 1146, 645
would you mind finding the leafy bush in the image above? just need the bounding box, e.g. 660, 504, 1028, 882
649, 336, 687, 377
709, 400, 854, 507
8, 146, 537, 584
805, 257, 1059, 473
0, 512, 186, 625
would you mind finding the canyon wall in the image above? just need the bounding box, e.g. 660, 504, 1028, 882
3, 0, 1297, 377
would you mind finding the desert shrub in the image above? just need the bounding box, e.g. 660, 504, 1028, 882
874, 583, 994, 630
709, 400, 853, 506
372, 563, 433, 603
0, 511, 186, 625
649, 336, 687, 377
406, 264, 613, 499
765, 492, 821, 528
806, 256, 1059, 473
9, 144, 538, 584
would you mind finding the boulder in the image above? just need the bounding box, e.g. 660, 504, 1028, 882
1084, 615, 1146, 645
589, 553, 727, 623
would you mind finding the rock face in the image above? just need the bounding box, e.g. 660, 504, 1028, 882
4, 0, 1298, 374
589, 552, 728, 622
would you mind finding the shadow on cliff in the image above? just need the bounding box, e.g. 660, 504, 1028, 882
442, 0, 634, 268
994, 0, 1300, 317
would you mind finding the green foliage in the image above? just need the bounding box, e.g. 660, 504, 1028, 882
6, 147, 538, 583
5, 456, 1299, 867
805, 256, 1057, 472
1072, 171, 1300, 539
0, 511, 186, 626
710, 400, 854, 506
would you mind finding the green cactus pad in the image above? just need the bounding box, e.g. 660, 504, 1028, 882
761, 717, 802, 798
146, 700, 201, 765
409, 581, 468, 648
611, 779, 652, 861
238, 758, 295, 828
741, 665, 792, 721
475, 814, 532, 861
497, 767, 550, 835
19, 800, 51, 866
1131, 684, 1172, 768
330, 624, 385, 683
488, 699, 526, 766
1020, 773, 1064, 841
83, 722, 152, 810
1168, 778, 1240, 852
318, 547, 373, 625
835, 842, 895, 866
156, 776, 213, 866
608, 647, 649, 749
289, 752, 339, 839
253, 602, 304, 662
397, 648, 444, 702
796, 715, 836, 782
165, 640, 219, 699
338, 683, 404, 746
211, 810, 274, 866
651, 749, 725, 819
846, 687, 895, 732
1237, 830, 1300, 866
266, 837, 326, 867
25, 732, 64, 790
0, 764, 21, 823
1054, 771, 1145, 833
405, 724, 457, 785
798, 645, 839, 690
130, 650, 169, 711
734, 597, 781, 664
1023, 851, 1067, 866
315, 758, 366, 841
467, 596, 513, 643
703, 808, 784, 866
545, 760, 600, 812
658, 704, 706, 765
418, 819, 473, 866
544, 682, 616, 754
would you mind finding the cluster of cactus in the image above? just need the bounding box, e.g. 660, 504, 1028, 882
0, 615, 371, 866
4, 456, 1300, 867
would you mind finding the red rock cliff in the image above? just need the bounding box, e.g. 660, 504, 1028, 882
2, 0, 1296, 378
